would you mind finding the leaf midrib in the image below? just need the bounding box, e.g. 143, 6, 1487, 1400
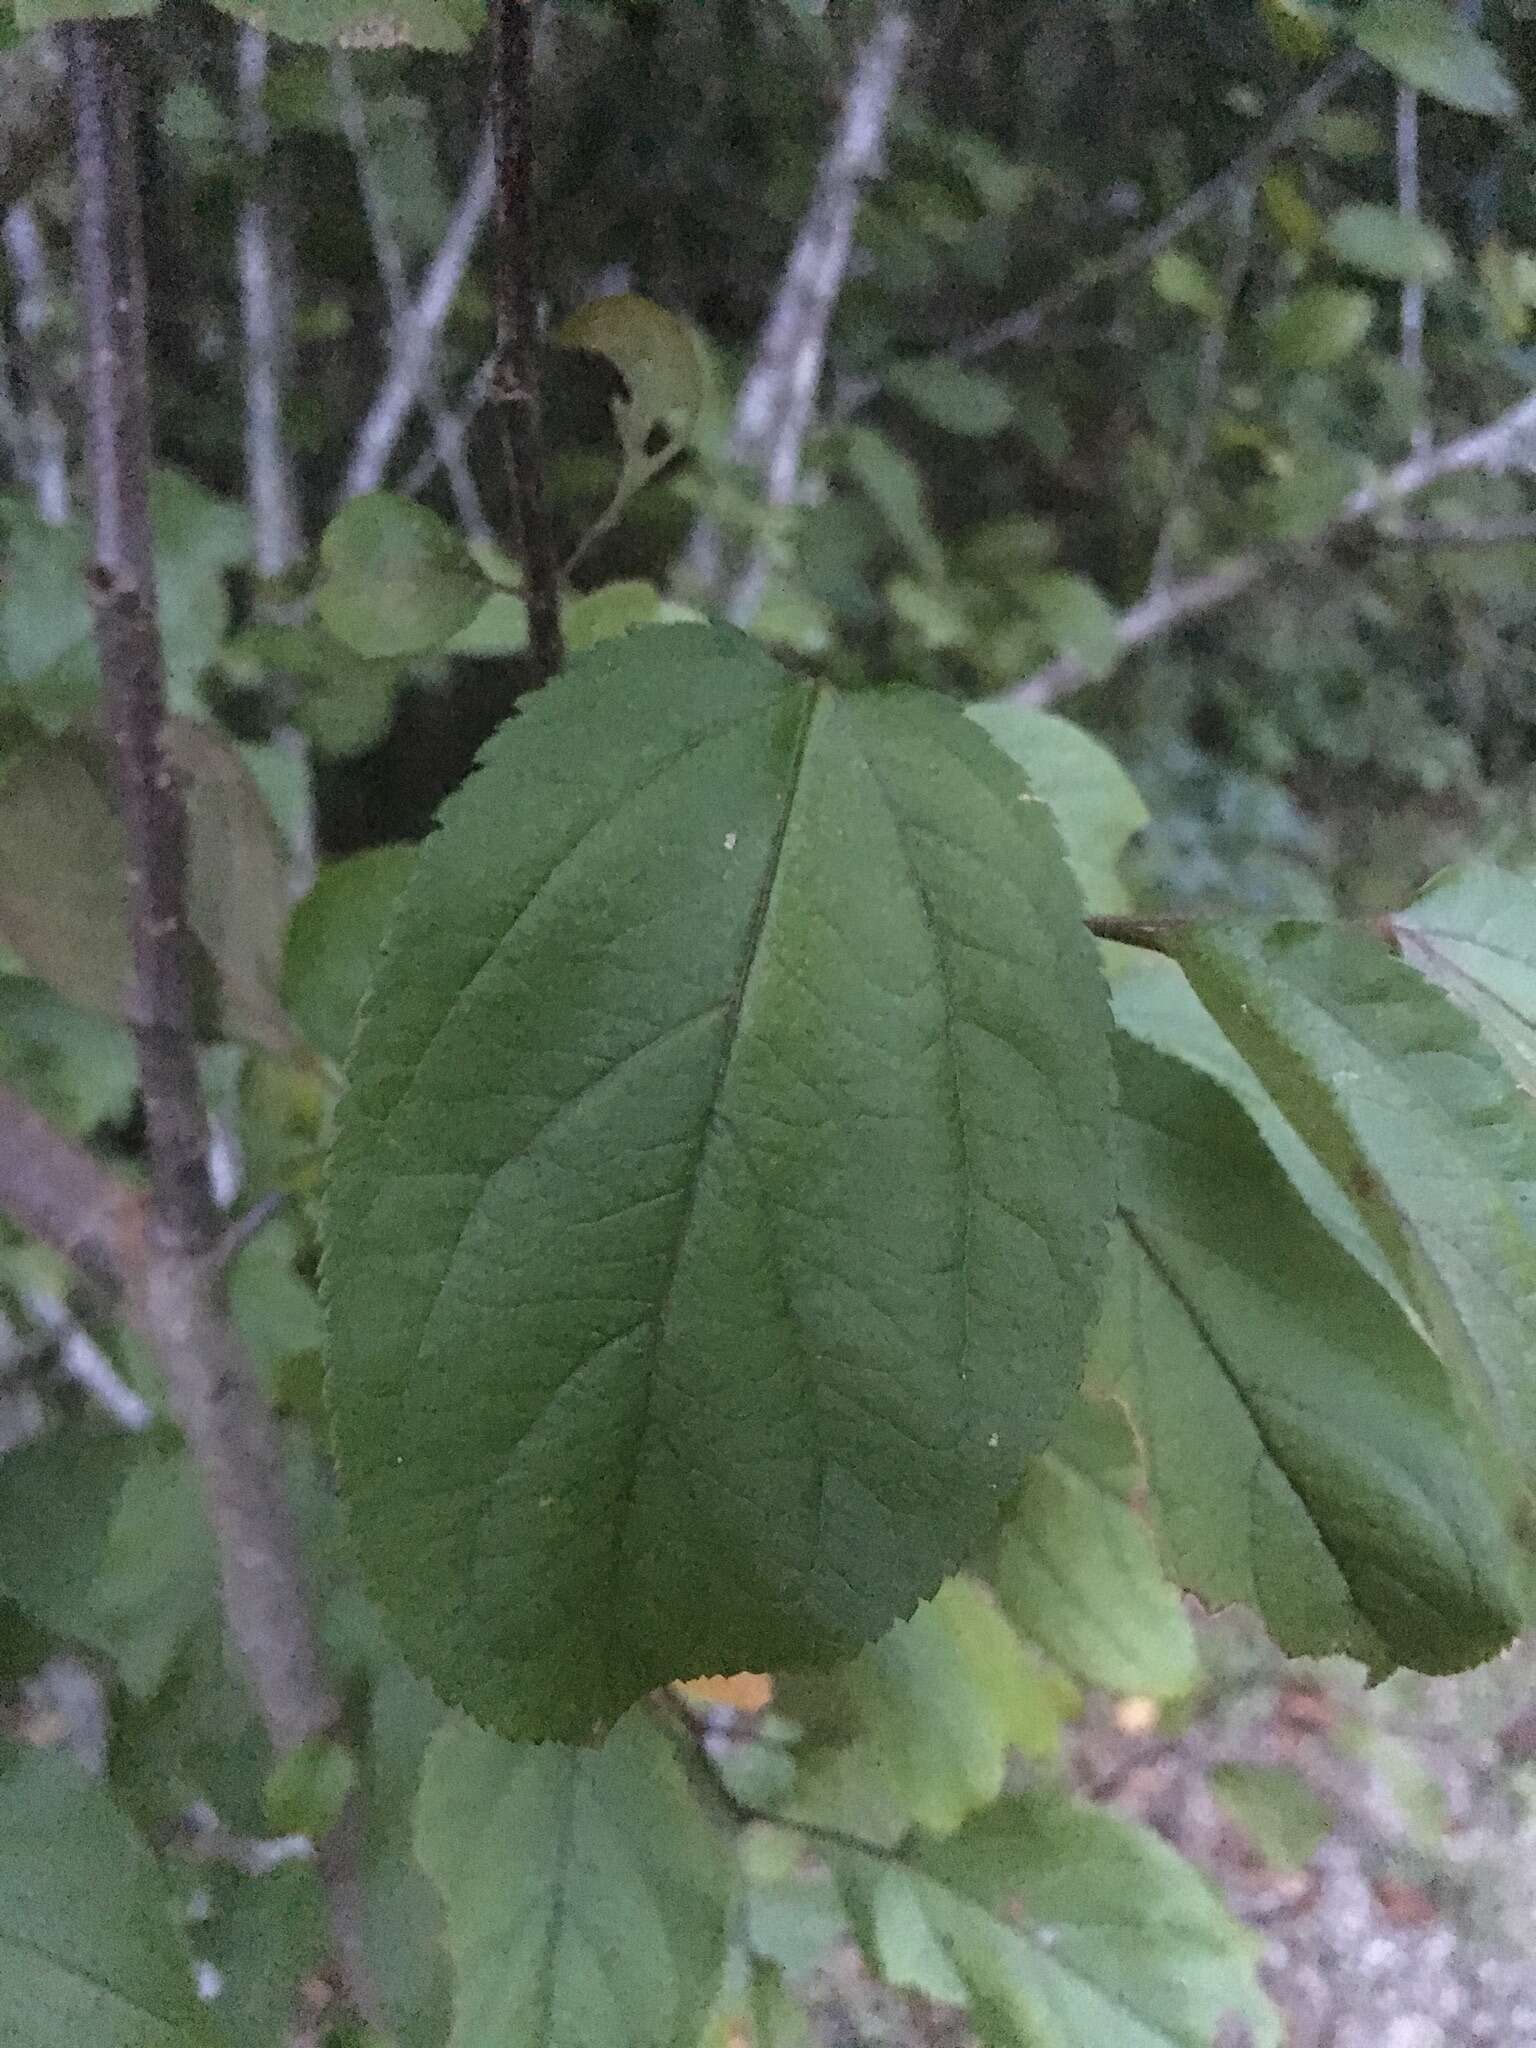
608, 683, 827, 1623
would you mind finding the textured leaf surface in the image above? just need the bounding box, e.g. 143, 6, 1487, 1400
0, 1746, 223, 2046
1150, 918, 1536, 1476
1389, 864, 1536, 1096
415, 1710, 732, 2048
1103, 1034, 1521, 1674
990, 1400, 1197, 1699
832, 1784, 1279, 2048
325, 625, 1113, 1738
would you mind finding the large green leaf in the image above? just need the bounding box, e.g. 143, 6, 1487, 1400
830, 1784, 1279, 2048
0, 1745, 224, 2046
989, 1399, 1198, 1699
1143, 918, 1536, 1479
1387, 864, 1536, 1097
778, 1578, 1076, 1839
415, 1710, 733, 2048
1103, 1034, 1521, 1674
324, 624, 1113, 1739
1355, 0, 1520, 119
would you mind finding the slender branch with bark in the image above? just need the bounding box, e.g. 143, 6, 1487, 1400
679, 4, 914, 624
54, 21, 376, 2017
340, 120, 495, 506
489, 0, 563, 683
1005, 389, 1536, 708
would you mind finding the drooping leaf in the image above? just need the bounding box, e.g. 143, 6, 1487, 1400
316, 494, 489, 659
989, 1400, 1198, 1699
0, 1745, 225, 2046
830, 1783, 1280, 2048
324, 624, 1114, 1739
0, 979, 136, 1134
1142, 917, 1536, 1480
1387, 864, 1536, 1097
1325, 203, 1455, 284
0, 725, 302, 1059
283, 846, 417, 1068
1103, 1033, 1522, 1675
1355, 0, 1520, 119
967, 704, 1148, 913
415, 1710, 733, 2048
557, 296, 704, 562
778, 1578, 1076, 1839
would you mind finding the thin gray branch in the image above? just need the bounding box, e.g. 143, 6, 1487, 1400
236, 27, 302, 581
1397, 84, 1429, 455
235, 27, 316, 897
1006, 390, 1536, 707
3, 201, 69, 523
680, 4, 913, 623
340, 120, 496, 507
399, 350, 495, 497
330, 53, 489, 539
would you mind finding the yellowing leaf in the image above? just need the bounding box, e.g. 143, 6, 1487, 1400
557, 295, 704, 564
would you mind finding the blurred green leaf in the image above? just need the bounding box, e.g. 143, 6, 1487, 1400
1265, 286, 1375, 371
0, 1745, 225, 2045
316, 495, 489, 659
263, 1737, 357, 1840
831, 1784, 1279, 2047
1355, 0, 1519, 119
886, 358, 1016, 438
416, 1710, 733, 2048
1326, 203, 1455, 284
992, 1410, 1198, 1699
780, 1579, 1076, 1839
284, 845, 416, 1069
